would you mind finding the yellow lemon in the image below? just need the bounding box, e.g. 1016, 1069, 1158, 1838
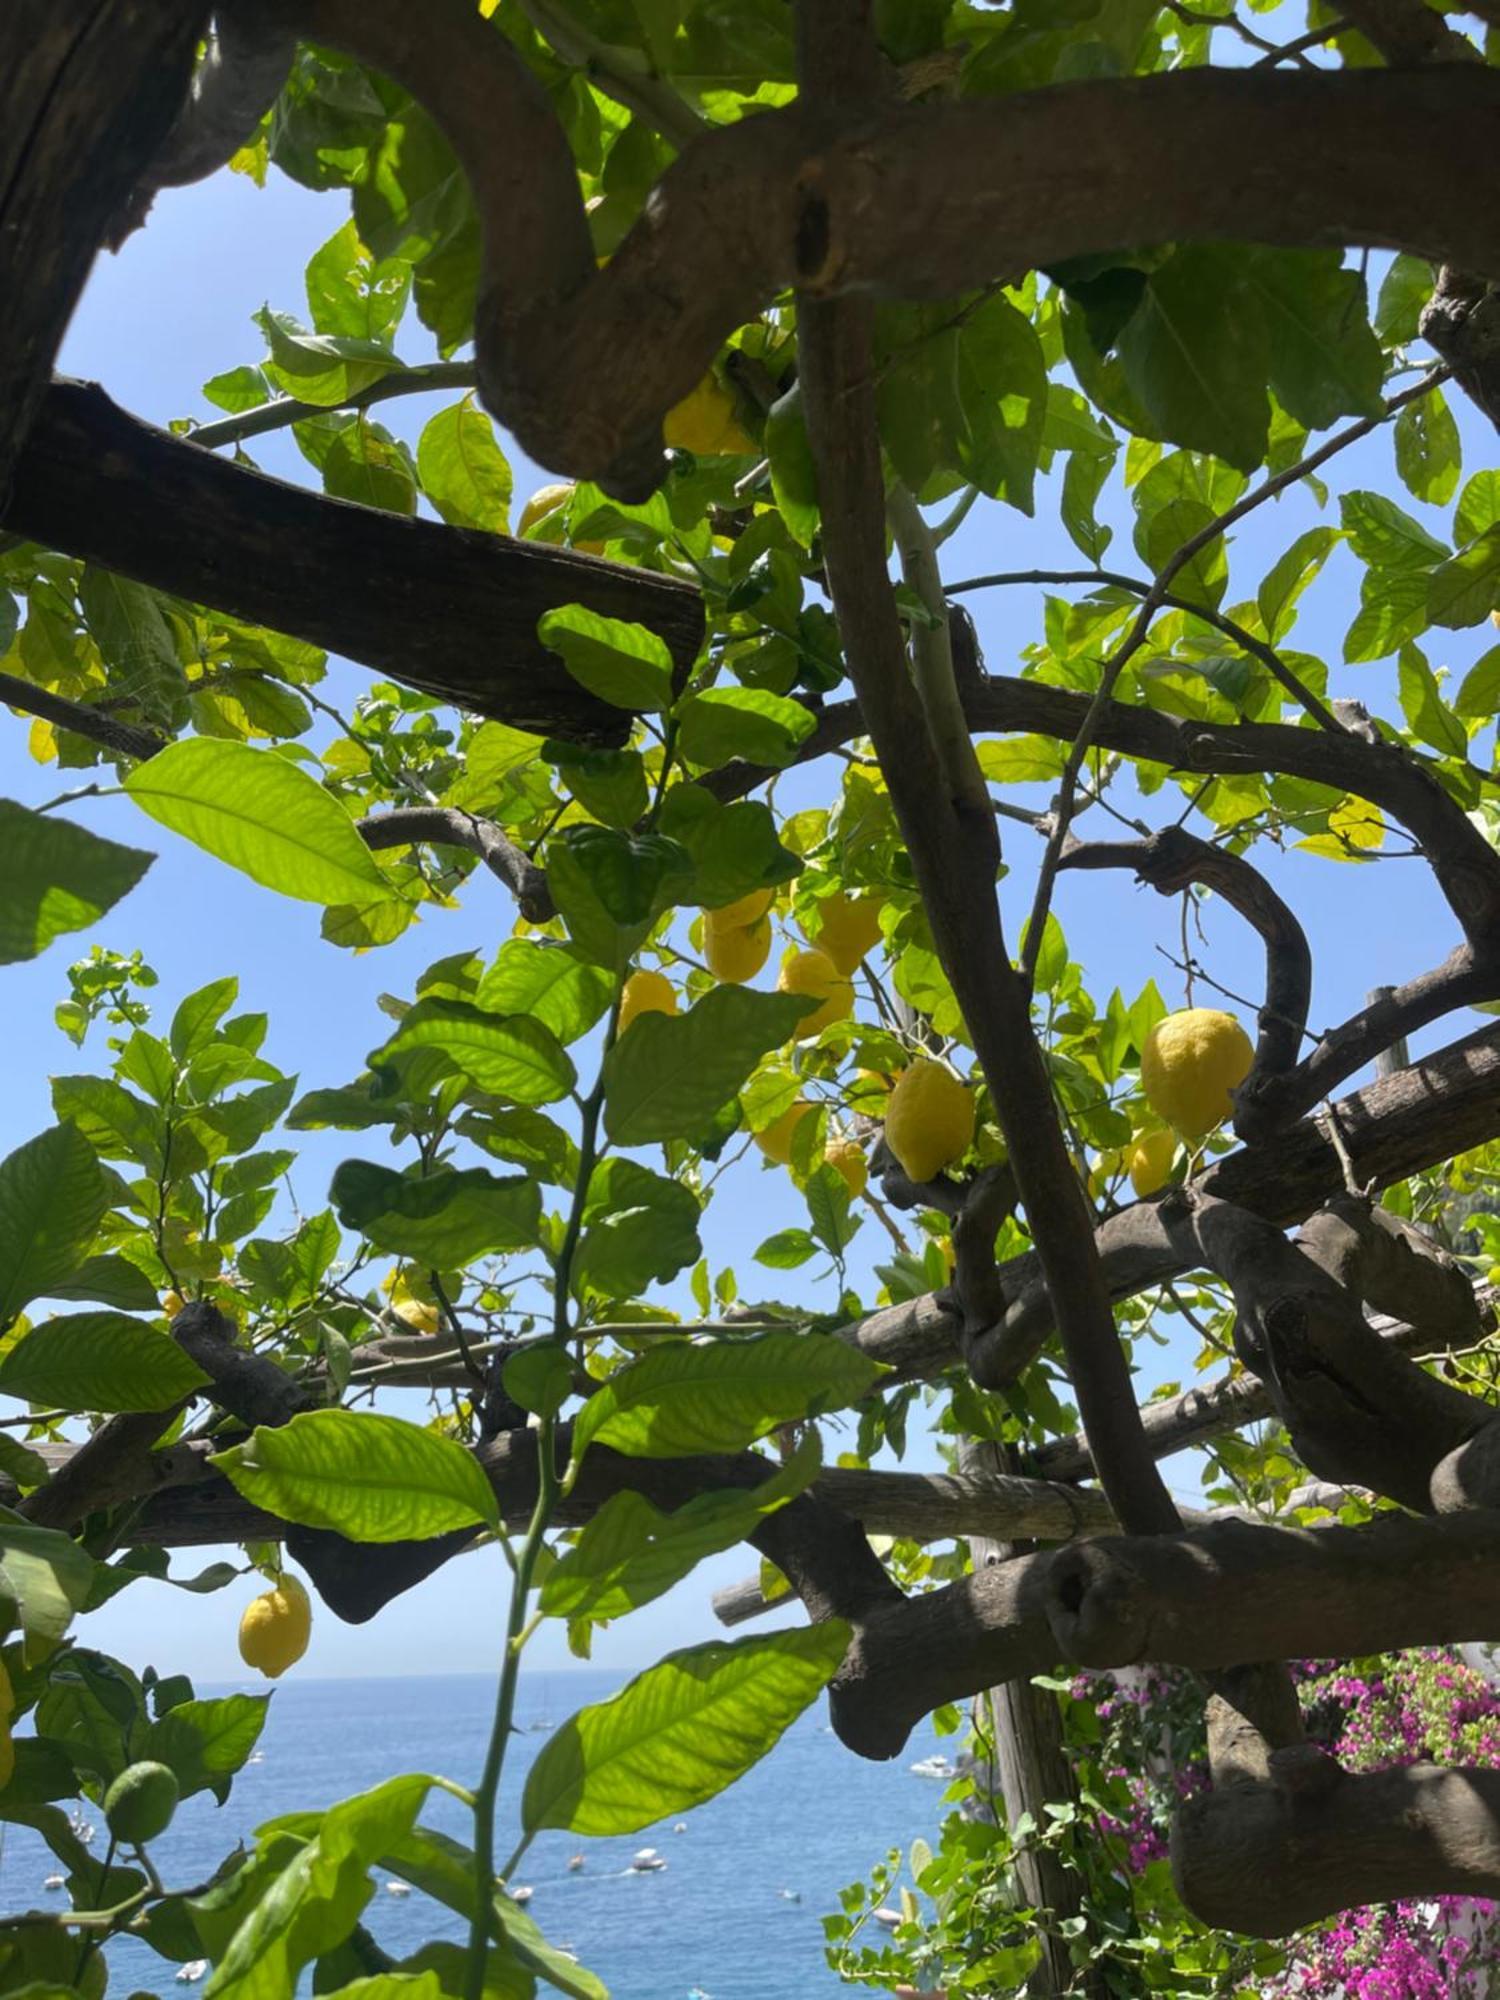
705, 915, 772, 984
517, 482, 605, 555
824, 1137, 867, 1198
391, 1298, 442, 1336
663, 374, 757, 456
754, 1100, 817, 1166
161, 1290, 186, 1318
238, 1575, 312, 1681
619, 969, 678, 1035
777, 948, 854, 1038
1124, 1129, 1178, 1198
709, 887, 775, 929
1087, 1148, 1122, 1199
1140, 1008, 1254, 1140
883, 1059, 975, 1184
806, 892, 884, 976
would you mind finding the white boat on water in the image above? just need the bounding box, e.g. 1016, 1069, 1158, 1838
43, 1875, 65, 1891
909, 1754, 956, 1780
385, 1880, 411, 1898
567, 1854, 585, 1872
176, 1962, 208, 1984
873, 1906, 905, 1929
508, 1885, 534, 1905
629, 1847, 667, 1872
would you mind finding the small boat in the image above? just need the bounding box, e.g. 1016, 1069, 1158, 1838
873, 1906, 904, 1930
567, 1854, 585, 1872
67, 1809, 96, 1845
629, 1847, 667, 1872
384, 1881, 411, 1898
247, 1752, 265, 1765
778, 1888, 801, 1903
672, 1822, 687, 1834
508, 1885, 534, 1905
688, 1988, 712, 1999
909, 1754, 956, 1780
175, 1963, 208, 1985
43, 1875, 65, 1891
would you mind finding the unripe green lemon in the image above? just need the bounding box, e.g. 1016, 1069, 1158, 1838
1139, 1008, 1254, 1140
805, 892, 884, 976
618, 969, 677, 1035
883, 1060, 975, 1185
104, 1760, 180, 1845
239, 1574, 312, 1680
704, 914, 771, 984
777, 948, 854, 1038
1124, 1129, 1178, 1198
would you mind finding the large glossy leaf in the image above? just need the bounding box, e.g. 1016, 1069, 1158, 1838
572, 1158, 702, 1301
537, 605, 674, 712
417, 397, 511, 533
214, 1410, 499, 1540
571, 1328, 882, 1461
205, 1773, 433, 2000
475, 941, 614, 1043
0, 1312, 210, 1413
1243, 248, 1383, 431
0, 801, 153, 965
602, 986, 812, 1144
656, 786, 802, 911
0, 1517, 97, 1657
1429, 526, 1500, 630
0, 1125, 110, 1326
541, 1433, 820, 1622
1117, 247, 1270, 472
675, 687, 817, 770
372, 1000, 576, 1104
381, 1823, 605, 2000
330, 1160, 541, 1265
522, 1624, 850, 1835
141, 1692, 270, 1802
124, 739, 394, 906
547, 825, 693, 970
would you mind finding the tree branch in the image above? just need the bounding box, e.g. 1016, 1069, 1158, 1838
187, 360, 480, 452
0, 669, 166, 763
355, 807, 553, 921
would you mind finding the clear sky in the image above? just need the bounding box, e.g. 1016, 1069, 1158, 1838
5, 154, 1493, 1684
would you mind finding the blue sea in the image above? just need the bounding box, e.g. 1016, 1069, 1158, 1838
0, 1670, 950, 1998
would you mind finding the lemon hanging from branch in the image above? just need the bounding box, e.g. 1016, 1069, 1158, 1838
777, 948, 854, 1038
1139, 1008, 1254, 1140
619, 969, 678, 1035
239, 1574, 312, 1680
1124, 1128, 1178, 1198
883, 1059, 975, 1185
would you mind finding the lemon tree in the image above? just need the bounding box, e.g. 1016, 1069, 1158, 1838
3, 3, 1500, 1996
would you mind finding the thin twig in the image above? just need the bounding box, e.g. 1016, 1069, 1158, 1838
188, 360, 480, 452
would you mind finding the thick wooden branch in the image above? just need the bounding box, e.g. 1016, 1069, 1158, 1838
1059, 825, 1311, 1082
1, 382, 705, 744
830, 1508, 1500, 1759
279, 0, 1500, 491
355, 808, 553, 921
1175, 1759, 1500, 1936
0, 1, 206, 497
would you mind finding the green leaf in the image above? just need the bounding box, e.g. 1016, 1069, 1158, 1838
1397, 645, 1468, 758
1060, 448, 1114, 563
1244, 249, 1383, 431
330, 1160, 541, 1266
541, 1432, 820, 1624
0, 801, 153, 966
1339, 490, 1448, 570
655, 787, 801, 910
1456, 469, 1500, 547
805, 1163, 859, 1259
214, 1410, 498, 1540
572, 1159, 702, 1300
474, 943, 613, 1045
0, 1125, 109, 1326
502, 1344, 572, 1421
416, 397, 512, 532
976, 735, 1067, 784
1256, 527, 1339, 644
318, 1977, 444, 1999
124, 740, 393, 907
47, 1253, 160, 1314
320, 418, 418, 515
1394, 389, 1461, 507
1429, 526, 1500, 630
602, 986, 813, 1144
675, 687, 817, 770
0, 1312, 210, 1413
372, 1001, 575, 1105
753, 1228, 818, 1270
1374, 253, 1432, 346
537, 606, 674, 712
170, 976, 239, 1060
764, 385, 819, 548
522, 1623, 850, 1835
255, 305, 403, 407
1117, 247, 1269, 472
547, 743, 649, 829
572, 1327, 882, 1461
547, 826, 693, 971
78, 567, 185, 723
141, 1692, 269, 1803
1455, 645, 1500, 721
1343, 565, 1432, 664
0, 1518, 97, 1651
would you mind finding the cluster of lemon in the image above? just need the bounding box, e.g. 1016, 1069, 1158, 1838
1097, 1007, 1254, 1199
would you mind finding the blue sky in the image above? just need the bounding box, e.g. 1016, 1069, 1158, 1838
4, 158, 1494, 1682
